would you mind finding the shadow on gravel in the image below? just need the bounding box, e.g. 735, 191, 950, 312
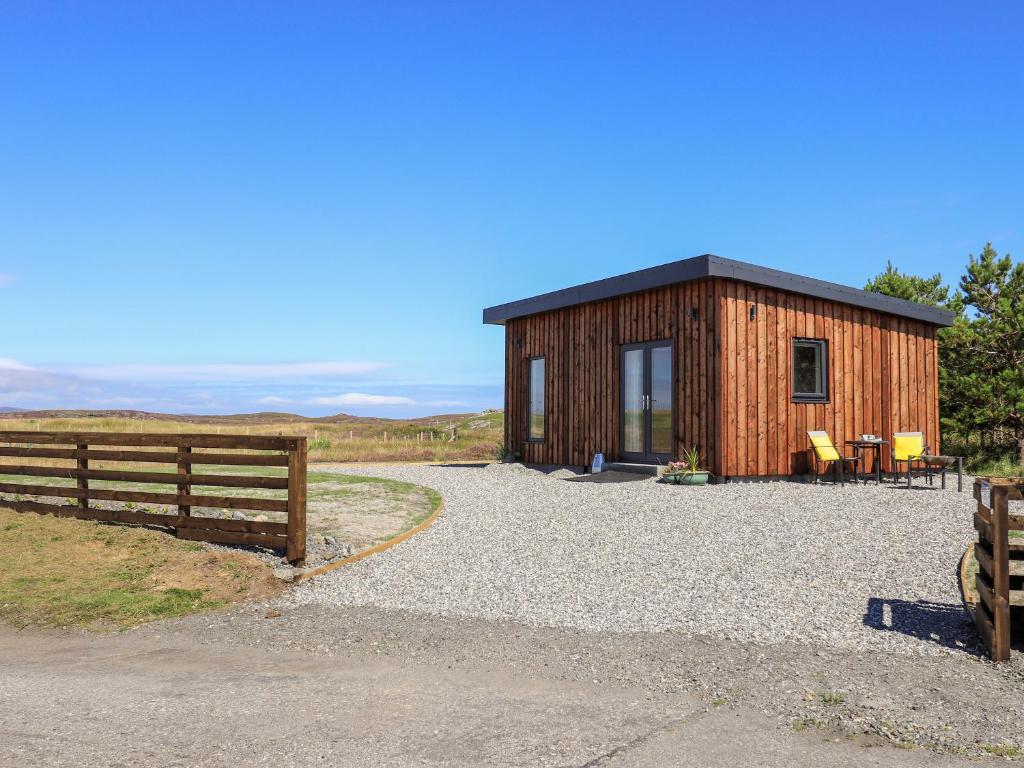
863, 597, 982, 654
564, 471, 649, 484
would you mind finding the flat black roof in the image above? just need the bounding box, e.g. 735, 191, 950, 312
482, 254, 955, 327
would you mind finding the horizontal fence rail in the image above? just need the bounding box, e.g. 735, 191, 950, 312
0, 431, 307, 565
971, 477, 1024, 661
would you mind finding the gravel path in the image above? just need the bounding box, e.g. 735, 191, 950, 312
290, 463, 980, 656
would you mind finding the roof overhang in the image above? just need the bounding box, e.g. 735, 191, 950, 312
482, 254, 956, 327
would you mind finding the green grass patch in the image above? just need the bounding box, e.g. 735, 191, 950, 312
973, 457, 1024, 478
0, 508, 281, 629
980, 743, 1020, 758
792, 717, 823, 732
0, 464, 442, 561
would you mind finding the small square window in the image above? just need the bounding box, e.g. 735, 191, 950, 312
527, 357, 545, 441
792, 339, 828, 403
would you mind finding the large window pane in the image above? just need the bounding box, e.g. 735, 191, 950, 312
622, 349, 644, 454
792, 339, 827, 402
528, 357, 545, 441
650, 345, 673, 455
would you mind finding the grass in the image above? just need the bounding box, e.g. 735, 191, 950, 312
792, 717, 823, 732
0, 465, 443, 559
0, 507, 281, 629
0, 411, 457, 567
0, 409, 505, 464
972, 456, 1024, 478
0, 464, 437, 507
980, 743, 1020, 758
819, 691, 846, 705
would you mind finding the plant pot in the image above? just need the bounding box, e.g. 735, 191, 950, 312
663, 471, 710, 486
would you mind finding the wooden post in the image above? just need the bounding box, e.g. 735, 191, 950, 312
286, 438, 307, 566
177, 445, 192, 517
77, 443, 88, 510
991, 485, 1011, 661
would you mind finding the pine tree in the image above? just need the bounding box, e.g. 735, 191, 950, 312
864, 261, 963, 313
953, 244, 1024, 463
864, 260, 966, 450
866, 245, 1024, 465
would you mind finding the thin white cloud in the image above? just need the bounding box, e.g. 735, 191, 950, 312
0, 391, 58, 404
60, 361, 389, 382
312, 393, 415, 407
0, 357, 495, 415
0, 361, 90, 405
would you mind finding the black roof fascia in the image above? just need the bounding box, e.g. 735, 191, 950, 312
482, 254, 955, 327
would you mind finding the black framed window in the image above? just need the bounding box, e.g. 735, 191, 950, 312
527, 357, 545, 441
792, 338, 828, 403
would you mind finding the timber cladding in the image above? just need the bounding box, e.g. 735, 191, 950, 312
0, 431, 307, 564
503, 277, 941, 479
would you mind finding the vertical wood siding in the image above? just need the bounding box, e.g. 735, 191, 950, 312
503, 277, 940, 477
715, 280, 940, 477
506, 280, 722, 469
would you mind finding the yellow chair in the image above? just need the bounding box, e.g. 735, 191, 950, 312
807, 431, 860, 485
891, 432, 929, 487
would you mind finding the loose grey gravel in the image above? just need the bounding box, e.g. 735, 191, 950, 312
289, 463, 981, 656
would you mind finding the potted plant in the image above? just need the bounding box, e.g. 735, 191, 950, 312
663, 446, 710, 486
495, 443, 521, 464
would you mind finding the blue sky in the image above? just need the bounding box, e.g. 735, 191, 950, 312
1, 2, 1021, 416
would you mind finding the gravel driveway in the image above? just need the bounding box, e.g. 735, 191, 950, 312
290, 463, 979, 655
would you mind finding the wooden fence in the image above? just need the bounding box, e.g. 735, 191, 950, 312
971, 477, 1024, 660
0, 431, 307, 565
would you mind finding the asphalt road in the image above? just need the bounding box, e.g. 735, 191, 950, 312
0, 625, 972, 767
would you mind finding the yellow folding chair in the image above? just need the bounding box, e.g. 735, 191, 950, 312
807, 431, 860, 485
891, 432, 929, 487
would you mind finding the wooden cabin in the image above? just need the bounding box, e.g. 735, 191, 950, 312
483, 254, 956, 480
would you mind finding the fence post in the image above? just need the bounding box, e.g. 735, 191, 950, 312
177, 444, 192, 518
77, 443, 88, 511
991, 486, 1011, 661
286, 437, 307, 566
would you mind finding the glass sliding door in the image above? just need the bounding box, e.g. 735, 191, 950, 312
619, 341, 673, 463
650, 344, 673, 457
622, 348, 645, 456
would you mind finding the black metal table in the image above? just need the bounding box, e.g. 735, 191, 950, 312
845, 439, 888, 484
920, 454, 964, 492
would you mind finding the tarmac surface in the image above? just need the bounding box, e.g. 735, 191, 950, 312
0, 617, 986, 768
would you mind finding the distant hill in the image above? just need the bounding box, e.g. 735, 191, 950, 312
0, 408, 495, 425
0, 408, 504, 462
